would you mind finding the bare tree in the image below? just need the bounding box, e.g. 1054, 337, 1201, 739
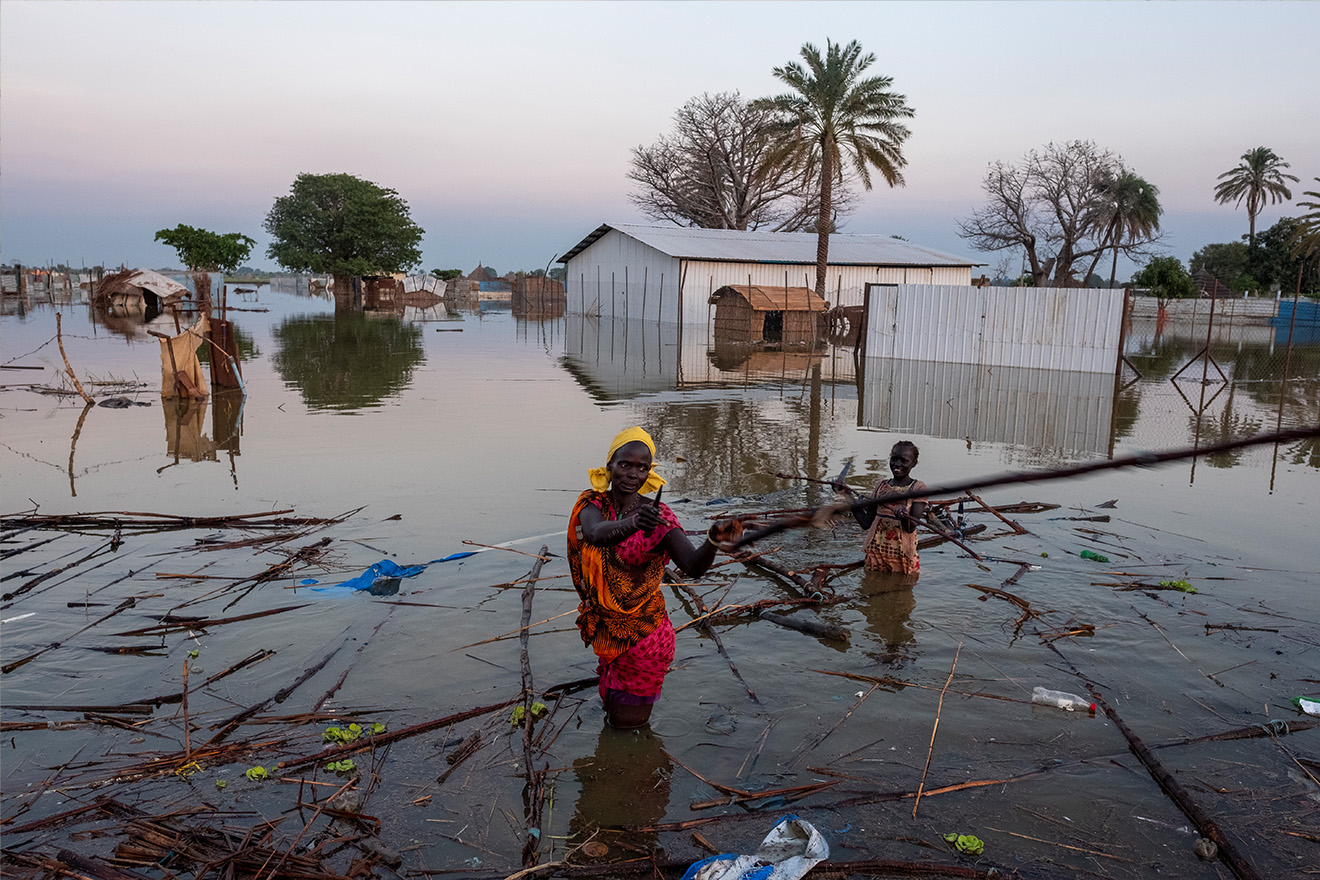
628, 91, 848, 232
958, 141, 1158, 287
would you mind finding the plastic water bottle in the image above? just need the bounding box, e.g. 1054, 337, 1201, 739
1032, 686, 1096, 713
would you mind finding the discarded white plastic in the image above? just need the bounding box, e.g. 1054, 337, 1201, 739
1297, 697, 1320, 717
1032, 686, 1095, 712
680, 815, 828, 880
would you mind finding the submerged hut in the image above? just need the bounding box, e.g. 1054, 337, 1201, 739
94, 268, 190, 317
710, 284, 827, 344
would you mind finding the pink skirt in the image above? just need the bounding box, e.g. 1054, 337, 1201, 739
597, 616, 675, 706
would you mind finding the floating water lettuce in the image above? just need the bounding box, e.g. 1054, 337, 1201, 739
943, 832, 984, 856
215, 779, 227, 790
323, 721, 387, 744
245, 766, 269, 781
326, 758, 357, 774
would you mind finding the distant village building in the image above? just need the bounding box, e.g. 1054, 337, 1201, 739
558, 223, 980, 326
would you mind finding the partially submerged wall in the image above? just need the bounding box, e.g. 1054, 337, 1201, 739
864, 284, 1126, 374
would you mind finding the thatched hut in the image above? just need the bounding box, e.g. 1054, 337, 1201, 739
709, 284, 828, 344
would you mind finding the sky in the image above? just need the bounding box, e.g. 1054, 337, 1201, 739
2, 1, 1318, 280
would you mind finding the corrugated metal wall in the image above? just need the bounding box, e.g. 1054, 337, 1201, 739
859, 358, 1114, 457
564, 230, 974, 326
564, 230, 684, 324
866, 285, 1126, 373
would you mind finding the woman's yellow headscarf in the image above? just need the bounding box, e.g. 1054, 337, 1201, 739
588, 426, 666, 495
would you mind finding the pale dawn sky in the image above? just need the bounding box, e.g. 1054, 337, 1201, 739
2, 1, 1317, 279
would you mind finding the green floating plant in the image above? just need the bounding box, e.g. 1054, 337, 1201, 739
245, 765, 268, 781
326, 758, 357, 774
509, 703, 549, 728
215, 779, 227, 790
322, 721, 387, 744
187, 649, 200, 659
1159, 579, 1197, 593
943, 832, 984, 856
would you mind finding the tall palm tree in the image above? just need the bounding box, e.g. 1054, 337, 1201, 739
757, 39, 914, 298
1083, 170, 1162, 287
1213, 147, 1299, 246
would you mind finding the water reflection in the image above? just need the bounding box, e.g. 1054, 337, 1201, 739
160, 398, 217, 470
860, 359, 1116, 461
568, 725, 671, 860
271, 313, 424, 411
856, 576, 917, 665
561, 314, 856, 401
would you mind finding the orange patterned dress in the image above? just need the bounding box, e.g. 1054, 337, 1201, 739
863, 479, 927, 574
568, 490, 680, 701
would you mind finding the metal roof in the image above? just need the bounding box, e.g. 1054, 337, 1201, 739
559, 223, 981, 267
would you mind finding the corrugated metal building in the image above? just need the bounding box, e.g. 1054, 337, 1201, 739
559, 224, 980, 326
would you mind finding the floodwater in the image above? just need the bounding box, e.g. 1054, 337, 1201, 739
2, 285, 1318, 878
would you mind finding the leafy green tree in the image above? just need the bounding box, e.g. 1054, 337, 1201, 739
1254, 217, 1319, 296
1213, 146, 1299, 246
1082, 171, 1162, 287
154, 224, 256, 303
154, 224, 256, 274
755, 39, 914, 298
1131, 256, 1197, 300
264, 173, 424, 307
1190, 241, 1252, 291
431, 268, 463, 280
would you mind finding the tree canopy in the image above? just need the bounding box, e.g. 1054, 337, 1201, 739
629, 91, 838, 232
1132, 256, 1197, 300
958, 141, 1162, 287
755, 39, 914, 297
1213, 147, 1298, 247
263, 173, 424, 280
154, 224, 256, 274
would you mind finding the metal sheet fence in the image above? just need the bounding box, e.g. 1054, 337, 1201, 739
866, 285, 1126, 374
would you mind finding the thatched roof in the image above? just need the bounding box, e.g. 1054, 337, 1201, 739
710, 285, 829, 312
467, 264, 497, 282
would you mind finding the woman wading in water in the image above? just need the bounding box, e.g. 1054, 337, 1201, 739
567, 427, 740, 728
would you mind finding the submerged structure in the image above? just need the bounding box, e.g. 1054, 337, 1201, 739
558, 224, 980, 326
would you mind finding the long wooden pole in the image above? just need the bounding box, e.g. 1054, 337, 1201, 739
731, 426, 1320, 550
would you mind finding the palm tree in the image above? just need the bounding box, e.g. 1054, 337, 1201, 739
1291, 177, 1320, 261
757, 39, 914, 298
1083, 170, 1162, 287
1213, 147, 1299, 246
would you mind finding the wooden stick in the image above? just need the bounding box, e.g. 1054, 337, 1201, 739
463, 540, 553, 561
55, 313, 94, 405
913, 643, 961, 818
678, 584, 759, 703
456, 609, 576, 648
966, 491, 1028, 534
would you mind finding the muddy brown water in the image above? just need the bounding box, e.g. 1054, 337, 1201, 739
2, 286, 1317, 877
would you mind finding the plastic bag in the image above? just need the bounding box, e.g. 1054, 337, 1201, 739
680, 815, 828, 880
